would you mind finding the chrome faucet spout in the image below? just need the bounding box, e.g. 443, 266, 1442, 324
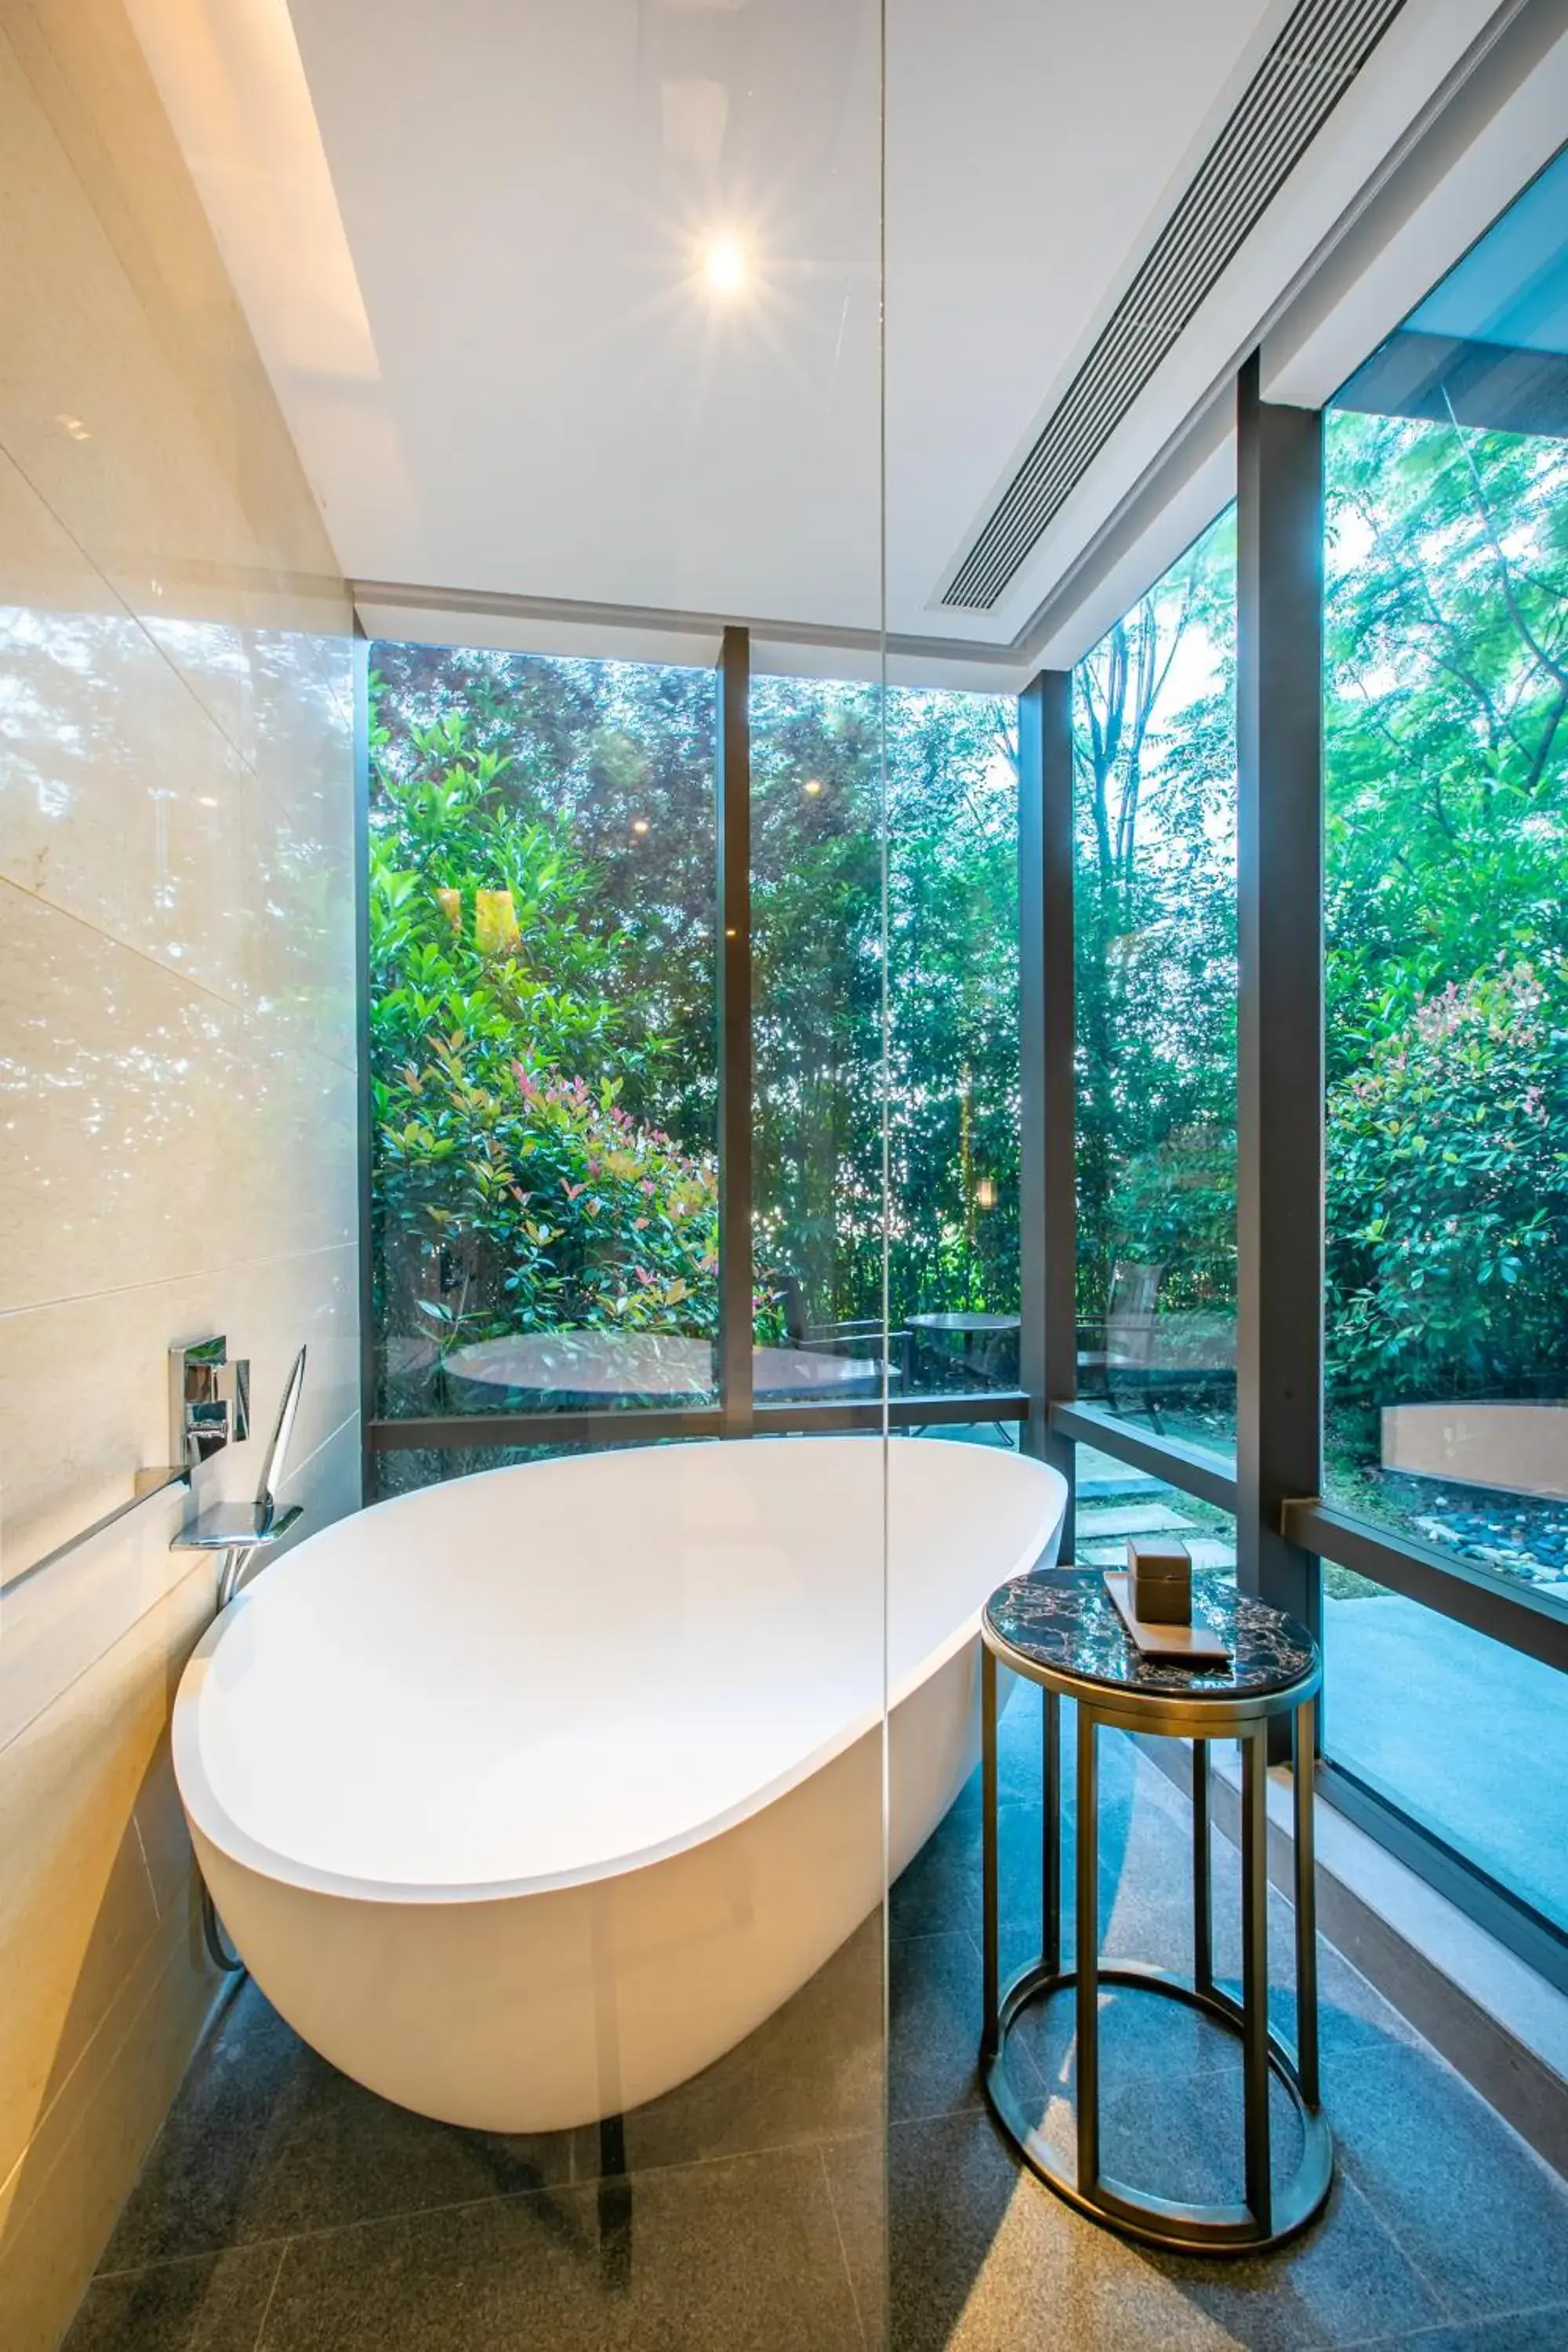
256, 1345, 307, 1530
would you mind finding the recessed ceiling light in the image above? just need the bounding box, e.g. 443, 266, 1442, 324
703, 235, 746, 295
803, 779, 823, 797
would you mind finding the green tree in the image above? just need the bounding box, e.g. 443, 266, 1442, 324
1323, 408, 1568, 1440
368, 709, 717, 1400
1073, 514, 1240, 1328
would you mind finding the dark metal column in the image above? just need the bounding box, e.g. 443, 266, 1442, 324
1192, 1739, 1213, 1992
1018, 670, 1076, 1552
1042, 1688, 1062, 1976
982, 1644, 1000, 2059
1240, 1722, 1273, 2235
1075, 1705, 1100, 2195
1236, 355, 1323, 1639
1294, 1696, 1322, 2107
716, 626, 753, 1437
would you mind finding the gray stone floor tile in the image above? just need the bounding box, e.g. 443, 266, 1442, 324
100, 1979, 575, 2267
890, 1931, 1025, 2125
1147, 2171, 1450, 2352
828, 2106, 1450, 2352
1328, 2042, 1568, 2320
81, 1721, 1563, 2352
1384, 2308, 1568, 2352
256, 2147, 863, 2352
618, 1914, 884, 2173
62, 2248, 284, 2352
998, 1998, 1312, 2210
837, 2107, 1240, 2352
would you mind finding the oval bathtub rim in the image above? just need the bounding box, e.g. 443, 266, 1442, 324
172, 1437, 1066, 1910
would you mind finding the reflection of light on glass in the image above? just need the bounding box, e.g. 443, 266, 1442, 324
975, 1177, 996, 1210
703, 234, 746, 294
632, 816, 650, 834
803, 779, 823, 797
198, 795, 219, 808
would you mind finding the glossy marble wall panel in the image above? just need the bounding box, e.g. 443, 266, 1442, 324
0, 7, 358, 2344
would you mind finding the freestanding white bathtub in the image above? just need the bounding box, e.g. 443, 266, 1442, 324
173, 1436, 1066, 2132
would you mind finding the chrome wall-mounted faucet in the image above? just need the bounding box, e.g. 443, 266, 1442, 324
173, 1345, 307, 1591
172, 1337, 249, 1468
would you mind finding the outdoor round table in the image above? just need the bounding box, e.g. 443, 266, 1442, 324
442, 1330, 880, 1403
907, 1312, 1021, 1335
979, 1569, 1331, 2255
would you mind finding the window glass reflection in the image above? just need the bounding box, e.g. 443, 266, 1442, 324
1323, 147, 1568, 1594
368, 644, 719, 1422
1073, 512, 1239, 1456
1073, 1443, 1237, 1581
1323, 1566, 1568, 1934
751, 677, 1020, 1405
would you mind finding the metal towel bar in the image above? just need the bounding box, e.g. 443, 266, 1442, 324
0, 1465, 191, 1600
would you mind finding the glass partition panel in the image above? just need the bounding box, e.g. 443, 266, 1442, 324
1323, 146, 1568, 1592
355, 6, 893, 2337
750, 673, 886, 1396
1073, 511, 1240, 1455
888, 688, 1021, 1403
368, 647, 719, 1424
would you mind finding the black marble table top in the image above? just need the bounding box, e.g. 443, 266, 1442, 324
983, 1568, 1318, 1700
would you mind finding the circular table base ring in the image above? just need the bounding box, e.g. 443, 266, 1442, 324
985, 1962, 1334, 2256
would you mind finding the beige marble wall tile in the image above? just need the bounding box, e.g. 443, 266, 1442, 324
0, 448, 356, 1071
0, 452, 259, 1011
274, 1406, 363, 1544
0, 1915, 216, 2352
0, 882, 357, 1319
0, 6, 358, 2341
0, 1556, 214, 2191
0, 27, 348, 757
0, 1241, 358, 1638
0, 1483, 201, 1758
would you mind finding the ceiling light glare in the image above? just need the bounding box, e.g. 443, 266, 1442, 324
631, 817, 650, 834
703, 234, 746, 295
803, 779, 823, 797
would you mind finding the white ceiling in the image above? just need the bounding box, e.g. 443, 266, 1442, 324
130, 0, 1542, 676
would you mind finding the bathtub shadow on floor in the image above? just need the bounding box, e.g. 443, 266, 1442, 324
62, 1693, 1568, 2352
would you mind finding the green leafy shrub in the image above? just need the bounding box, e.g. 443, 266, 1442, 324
369, 710, 717, 1367
1326, 957, 1568, 1419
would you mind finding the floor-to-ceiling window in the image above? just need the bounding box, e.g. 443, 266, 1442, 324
887, 688, 1021, 1407
365, 644, 1025, 1477
1316, 148, 1568, 1939
367, 644, 721, 1443
750, 674, 884, 1388
1073, 509, 1239, 1459
750, 677, 1021, 1416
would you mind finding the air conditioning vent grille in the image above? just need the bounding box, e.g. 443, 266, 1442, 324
942, 0, 1408, 612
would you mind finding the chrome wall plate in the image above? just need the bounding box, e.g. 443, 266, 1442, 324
172, 1337, 249, 1469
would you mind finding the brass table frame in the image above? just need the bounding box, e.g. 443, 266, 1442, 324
980, 1628, 1333, 2254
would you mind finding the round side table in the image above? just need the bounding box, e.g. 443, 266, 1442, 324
979, 1569, 1332, 2255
